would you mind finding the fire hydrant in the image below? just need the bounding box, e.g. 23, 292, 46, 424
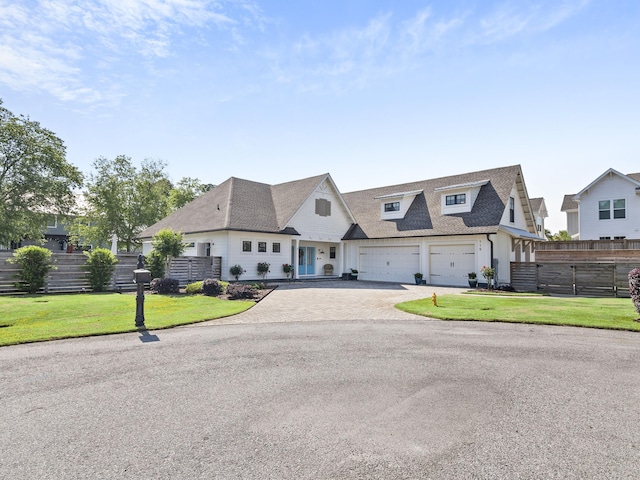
431, 292, 438, 307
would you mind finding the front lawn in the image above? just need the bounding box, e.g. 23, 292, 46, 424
0, 293, 254, 346
396, 294, 640, 331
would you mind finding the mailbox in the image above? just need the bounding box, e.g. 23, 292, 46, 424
133, 269, 152, 284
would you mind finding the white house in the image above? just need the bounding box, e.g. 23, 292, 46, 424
139, 165, 541, 287
562, 168, 640, 240
529, 197, 548, 239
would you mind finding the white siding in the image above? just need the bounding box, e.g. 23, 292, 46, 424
287, 179, 353, 243
577, 174, 640, 240
500, 186, 529, 231
226, 231, 292, 281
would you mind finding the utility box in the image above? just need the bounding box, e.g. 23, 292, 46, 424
133, 269, 152, 284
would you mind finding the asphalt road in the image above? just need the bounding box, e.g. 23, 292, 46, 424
2, 317, 640, 479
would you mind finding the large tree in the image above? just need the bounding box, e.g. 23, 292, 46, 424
168, 177, 212, 211
72, 155, 171, 252
0, 99, 83, 246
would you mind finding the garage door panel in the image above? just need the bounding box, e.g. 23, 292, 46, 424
359, 246, 420, 283
430, 245, 475, 287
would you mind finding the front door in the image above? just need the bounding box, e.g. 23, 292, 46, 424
298, 246, 316, 276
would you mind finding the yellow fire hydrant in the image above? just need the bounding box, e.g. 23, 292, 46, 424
431, 292, 438, 307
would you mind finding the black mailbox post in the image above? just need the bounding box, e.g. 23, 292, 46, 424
133, 268, 152, 328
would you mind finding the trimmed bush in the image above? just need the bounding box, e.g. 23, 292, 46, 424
229, 264, 244, 281
226, 283, 256, 300
629, 268, 640, 315
202, 278, 223, 296
83, 248, 118, 292
185, 281, 203, 295
145, 250, 165, 279
150, 277, 180, 294
9, 246, 54, 293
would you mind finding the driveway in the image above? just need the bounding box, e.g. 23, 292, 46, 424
1, 281, 639, 479
204, 280, 466, 325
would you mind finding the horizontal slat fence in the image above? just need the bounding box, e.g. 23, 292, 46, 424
511, 262, 639, 297
0, 252, 221, 294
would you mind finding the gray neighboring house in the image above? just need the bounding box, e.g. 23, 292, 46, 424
139, 164, 541, 286
529, 197, 548, 239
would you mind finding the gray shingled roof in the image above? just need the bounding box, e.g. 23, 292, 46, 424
561, 194, 578, 211
138, 174, 329, 239
628, 172, 640, 183
529, 197, 543, 213
342, 165, 527, 240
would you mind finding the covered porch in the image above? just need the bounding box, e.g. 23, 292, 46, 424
291, 240, 344, 280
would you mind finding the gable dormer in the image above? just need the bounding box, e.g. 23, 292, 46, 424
375, 190, 423, 220
434, 179, 489, 214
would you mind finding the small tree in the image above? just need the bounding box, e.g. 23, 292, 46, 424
150, 228, 186, 277
629, 268, 640, 316
257, 262, 270, 281
9, 246, 54, 293
146, 250, 165, 279
84, 248, 118, 292
230, 264, 244, 281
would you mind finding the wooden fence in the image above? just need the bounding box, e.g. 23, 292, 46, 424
0, 253, 222, 294
511, 262, 639, 297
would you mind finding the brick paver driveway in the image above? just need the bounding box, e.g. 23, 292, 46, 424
204, 280, 465, 325
2, 281, 640, 479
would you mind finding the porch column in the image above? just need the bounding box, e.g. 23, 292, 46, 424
293, 238, 300, 280
338, 241, 345, 278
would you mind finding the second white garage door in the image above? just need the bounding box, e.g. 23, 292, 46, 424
430, 244, 475, 286
359, 246, 420, 283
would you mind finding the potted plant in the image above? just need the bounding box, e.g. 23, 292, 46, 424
350, 268, 358, 280
229, 264, 245, 281
257, 262, 270, 282
468, 272, 477, 288
283, 263, 293, 279
414, 272, 424, 285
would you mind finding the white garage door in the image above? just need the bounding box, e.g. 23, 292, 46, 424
359, 246, 420, 283
430, 244, 475, 286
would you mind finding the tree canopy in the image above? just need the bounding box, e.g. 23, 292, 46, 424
71, 155, 172, 252
168, 177, 212, 211
0, 99, 83, 246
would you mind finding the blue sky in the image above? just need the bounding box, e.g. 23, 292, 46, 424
1, 0, 639, 233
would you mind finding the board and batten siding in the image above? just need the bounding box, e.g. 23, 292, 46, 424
576, 174, 640, 240
287, 179, 354, 243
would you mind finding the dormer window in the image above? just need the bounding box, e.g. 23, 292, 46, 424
375, 190, 423, 220
384, 202, 400, 212
446, 194, 466, 206
436, 179, 489, 215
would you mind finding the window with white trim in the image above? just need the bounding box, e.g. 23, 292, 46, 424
272, 242, 280, 253
384, 202, 400, 212
599, 199, 625, 220
509, 197, 515, 223
445, 194, 466, 205
242, 241, 252, 252
258, 241, 267, 253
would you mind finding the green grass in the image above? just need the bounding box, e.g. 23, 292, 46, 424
0, 293, 254, 346
396, 295, 640, 331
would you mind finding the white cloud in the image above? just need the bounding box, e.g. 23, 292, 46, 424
0, 0, 262, 104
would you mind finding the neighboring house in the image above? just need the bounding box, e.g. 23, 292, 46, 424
529, 197, 548, 239
562, 168, 640, 241
138, 165, 540, 287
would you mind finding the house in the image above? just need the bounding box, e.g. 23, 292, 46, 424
529, 197, 548, 239
138, 165, 541, 287
562, 168, 640, 240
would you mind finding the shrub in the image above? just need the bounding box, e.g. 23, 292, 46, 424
629, 268, 640, 314
151, 228, 186, 277
150, 277, 180, 294
83, 248, 118, 292
185, 281, 203, 295
146, 250, 165, 279
229, 264, 244, 281
9, 246, 54, 293
202, 278, 223, 296
226, 283, 256, 300
257, 262, 270, 281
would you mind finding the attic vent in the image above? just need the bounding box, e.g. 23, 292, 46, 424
315, 198, 331, 217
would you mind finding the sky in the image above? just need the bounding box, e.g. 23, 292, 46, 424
1, 0, 639, 234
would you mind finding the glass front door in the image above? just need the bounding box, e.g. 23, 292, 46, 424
298, 246, 316, 275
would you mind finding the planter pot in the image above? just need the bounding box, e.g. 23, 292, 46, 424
415, 277, 423, 285
468, 279, 477, 288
